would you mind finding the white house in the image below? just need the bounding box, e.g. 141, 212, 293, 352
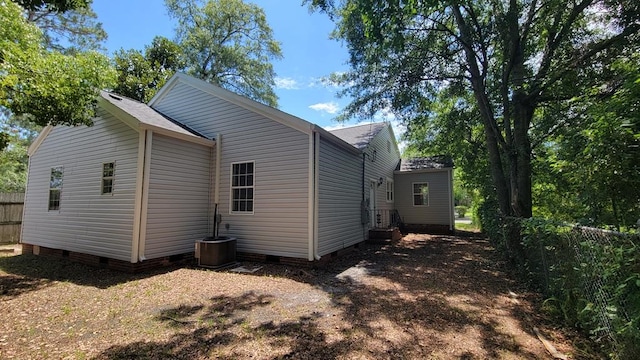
21, 73, 454, 271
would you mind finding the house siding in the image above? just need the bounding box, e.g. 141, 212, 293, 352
22, 110, 139, 261
317, 136, 363, 255
362, 125, 401, 224
152, 81, 310, 258
394, 170, 453, 226
143, 133, 212, 259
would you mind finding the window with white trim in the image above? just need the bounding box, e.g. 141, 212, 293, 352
101, 162, 115, 194
386, 179, 394, 202
48, 166, 63, 210
413, 182, 429, 206
231, 161, 254, 213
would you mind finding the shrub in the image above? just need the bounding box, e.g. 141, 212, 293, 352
455, 205, 468, 218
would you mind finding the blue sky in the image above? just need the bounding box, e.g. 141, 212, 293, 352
92, 0, 360, 130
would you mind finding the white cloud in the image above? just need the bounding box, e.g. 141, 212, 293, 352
274, 77, 299, 90
309, 102, 340, 115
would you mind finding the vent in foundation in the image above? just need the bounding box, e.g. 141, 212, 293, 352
265, 255, 280, 263
99, 257, 108, 265
62, 250, 69, 258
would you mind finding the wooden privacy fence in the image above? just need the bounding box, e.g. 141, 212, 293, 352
0, 193, 24, 244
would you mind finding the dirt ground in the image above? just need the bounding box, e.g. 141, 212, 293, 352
0, 233, 582, 359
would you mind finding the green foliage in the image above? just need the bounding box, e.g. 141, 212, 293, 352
166, 0, 282, 107
113, 36, 184, 102
496, 217, 640, 358
15, 0, 89, 13
0, 114, 39, 191
310, 0, 640, 220
24, 0, 107, 52
454, 206, 467, 218
0, 1, 115, 128
533, 57, 640, 229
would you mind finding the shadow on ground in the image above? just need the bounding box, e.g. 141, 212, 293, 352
89, 232, 564, 359
0, 253, 173, 298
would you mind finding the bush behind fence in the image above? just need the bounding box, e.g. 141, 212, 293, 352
484, 216, 639, 359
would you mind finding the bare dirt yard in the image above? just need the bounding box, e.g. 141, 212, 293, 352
0, 233, 583, 359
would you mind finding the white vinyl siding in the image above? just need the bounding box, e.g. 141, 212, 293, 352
22, 110, 139, 261
317, 137, 363, 255
395, 170, 452, 225
362, 125, 401, 215
152, 81, 310, 258
144, 134, 212, 259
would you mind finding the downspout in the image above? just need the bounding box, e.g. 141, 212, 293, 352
137, 130, 153, 261
131, 130, 147, 263
214, 134, 221, 205
313, 131, 320, 260
448, 168, 454, 231
361, 151, 366, 240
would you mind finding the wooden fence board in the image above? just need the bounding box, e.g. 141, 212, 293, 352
0, 193, 24, 244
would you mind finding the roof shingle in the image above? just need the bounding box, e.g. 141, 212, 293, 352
328, 122, 387, 150
100, 91, 207, 139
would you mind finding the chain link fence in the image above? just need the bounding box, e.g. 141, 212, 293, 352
487, 217, 639, 359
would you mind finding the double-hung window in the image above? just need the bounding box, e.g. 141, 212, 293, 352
101, 162, 115, 195
48, 166, 63, 210
413, 182, 429, 206
386, 179, 394, 202
231, 161, 254, 213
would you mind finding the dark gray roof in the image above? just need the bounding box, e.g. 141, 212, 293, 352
100, 91, 207, 139
399, 157, 454, 171
328, 122, 387, 150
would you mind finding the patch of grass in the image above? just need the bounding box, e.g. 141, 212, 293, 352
455, 222, 480, 231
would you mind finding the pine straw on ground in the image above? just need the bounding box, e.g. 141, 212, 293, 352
0, 234, 584, 359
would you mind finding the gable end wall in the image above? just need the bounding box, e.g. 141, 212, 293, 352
152, 81, 310, 259
22, 110, 139, 261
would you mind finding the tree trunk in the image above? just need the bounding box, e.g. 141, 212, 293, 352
512, 97, 534, 218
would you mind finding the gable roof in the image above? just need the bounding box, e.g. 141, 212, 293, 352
398, 157, 454, 171
100, 91, 207, 139
28, 90, 215, 156
328, 122, 387, 150
148, 72, 360, 155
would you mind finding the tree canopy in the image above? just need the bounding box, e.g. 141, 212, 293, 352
24, 0, 107, 53
0, 0, 115, 132
113, 36, 184, 103
166, 0, 282, 107
309, 0, 640, 221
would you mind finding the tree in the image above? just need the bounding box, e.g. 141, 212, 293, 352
166, 0, 282, 107
113, 36, 185, 103
308, 0, 640, 218
534, 57, 640, 228
0, 0, 115, 138
23, 0, 107, 53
